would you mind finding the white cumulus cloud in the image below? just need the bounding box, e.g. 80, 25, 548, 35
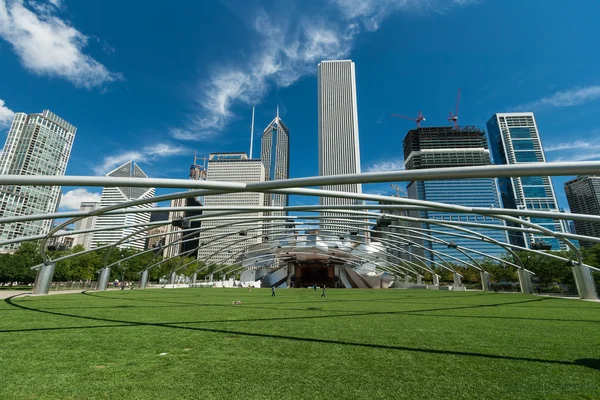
175, 0, 477, 140
0, 99, 15, 129
365, 159, 405, 172
0, 0, 121, 89
517, 86, 600, 111
59, 188, 101, 210
95, 142, 188, 175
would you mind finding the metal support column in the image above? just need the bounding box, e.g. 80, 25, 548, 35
432, 274, 440, 286
32, 262, 56, 295
138, 269, 149, 289
480, 271, 491, 292
453, 272, 463, 288
191, 272, 197, 287
97, 267, 111, 291
517, 269, 533, 294
417, 275, 423, 284
169, 271, 177, 285
572, 263, 598, 300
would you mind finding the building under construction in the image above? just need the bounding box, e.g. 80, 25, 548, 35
403, 125, 508, 263
403, 126, 492, 170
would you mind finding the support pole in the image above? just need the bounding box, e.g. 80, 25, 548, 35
138, 269, 149, 289
32, 262, 56, 295
432, 274, 440, 286
209, 273, 214, 282
453, 272, 463, 289
572, 264, 598, 300
169, 271, 177, 285
480, 271, 491, 292
517, 269, 533, 294
417, 275, 423, 284
97, 267, 111, 292
191, 272, 197, 287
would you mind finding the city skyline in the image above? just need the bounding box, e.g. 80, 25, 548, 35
1, 1, 598, 214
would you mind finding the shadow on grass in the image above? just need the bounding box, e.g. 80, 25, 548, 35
4, 294, 600, 372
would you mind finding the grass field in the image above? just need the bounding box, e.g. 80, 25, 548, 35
1, 288, 599, 400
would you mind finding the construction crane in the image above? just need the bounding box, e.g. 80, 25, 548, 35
448, 88, 461, 128
391, 111, 426, 128
390, 184, 407, 198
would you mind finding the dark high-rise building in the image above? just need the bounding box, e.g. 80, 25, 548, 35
564, 175, 600, 248
404, 126, 508, 263
261, 107, 290, 215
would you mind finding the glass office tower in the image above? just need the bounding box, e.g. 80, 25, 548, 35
487, 112, 567, 250
405, 126, 509, 264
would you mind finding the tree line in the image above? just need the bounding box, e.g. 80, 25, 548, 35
0, 242, 240, 286
1, 241, 599, 290
423, 244, 600, 292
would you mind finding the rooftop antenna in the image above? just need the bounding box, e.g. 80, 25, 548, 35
249, 106, 255, 159
276, 105, 279, 120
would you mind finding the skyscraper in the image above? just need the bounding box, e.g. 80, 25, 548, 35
487, 112, 567, 250
564, 175, 600, 248
197, 153, 266, 265
317, 60, 362, 202
261, 107, 290, 215
90, 161, 155, 250
163, 158, 205, 258
404, 126, 509, 263
72, 201, 100, 249
317, 60, 362, 232
0, 110, 76, 251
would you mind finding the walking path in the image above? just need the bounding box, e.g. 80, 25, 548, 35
0, 288, 125, 299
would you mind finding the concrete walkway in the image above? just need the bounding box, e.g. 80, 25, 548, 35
0, 288, 123, 299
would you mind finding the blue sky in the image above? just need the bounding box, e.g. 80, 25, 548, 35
1, 0, 599, 212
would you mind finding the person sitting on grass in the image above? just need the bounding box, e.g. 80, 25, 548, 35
232, 300, 242, 305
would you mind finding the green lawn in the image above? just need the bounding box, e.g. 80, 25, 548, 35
1, 289, 599, 400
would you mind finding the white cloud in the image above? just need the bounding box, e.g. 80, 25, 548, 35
365, 159, 405, 172
94, 143, 188, 175
59, 188, 101, 210
0, 0, 121, 88
332, 0, 478, 30
545, 140, 600, 152
0, 99, 14, 129
176, 0, 476, 140
552, 152, 600, 162
545, 139, 600, 162
517, 86, 600, 111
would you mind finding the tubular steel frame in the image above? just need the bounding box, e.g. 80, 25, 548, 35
0, 161, 595, 299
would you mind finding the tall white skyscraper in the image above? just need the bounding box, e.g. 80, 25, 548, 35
317, 60, 363, 232
90, 161, 155, 251
261, 107, 290, 215
72, 202, 100, 249
487, 112, 568, 250
197, 153, 265, 265
0, 110, 76, 251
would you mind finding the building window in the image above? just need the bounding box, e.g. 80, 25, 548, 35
515, 151, 539, 163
